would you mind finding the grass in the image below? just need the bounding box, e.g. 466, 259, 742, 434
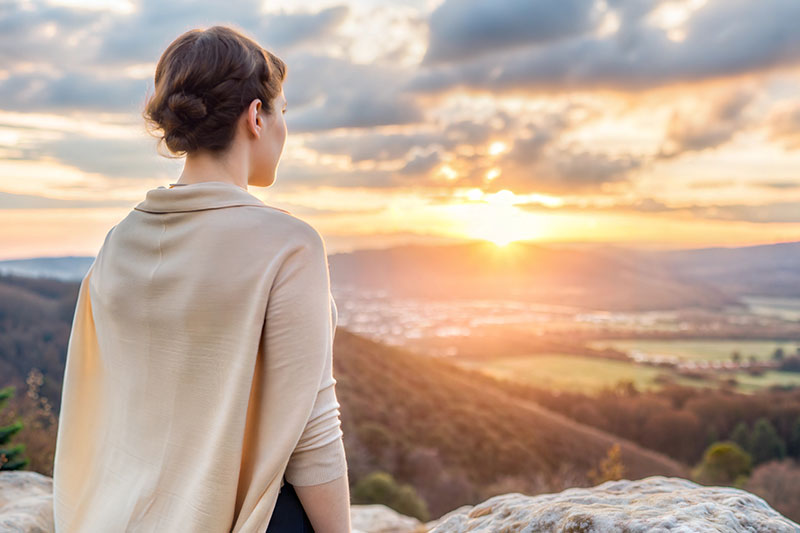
454, 351, 800, 394
586, 339, 800, 362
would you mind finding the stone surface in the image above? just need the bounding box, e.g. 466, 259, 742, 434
351, 503, 427, 533
2, 472, 799, 532
0, 471, 54, 533
427, 476, 800, 533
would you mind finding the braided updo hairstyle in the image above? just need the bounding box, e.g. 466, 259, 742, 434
142, 25, 287, 157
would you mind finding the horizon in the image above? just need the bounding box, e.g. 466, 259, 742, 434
4, 235, 800, 264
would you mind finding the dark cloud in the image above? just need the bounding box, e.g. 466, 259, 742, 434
279, 52, 425, 132
505, 130, 554, 166
0, 1, 102, 69
398, 151, 441, 175
0, 71, 149, 113
410, 0, 800, 94
259, 6, 349, 48
657, 88, 758, 159
423, 0, 601, 65
306, 131, 440, 162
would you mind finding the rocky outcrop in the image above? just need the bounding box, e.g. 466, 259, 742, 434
425, 476, 800, 533
0, 471, 53, 533
2, 472, 798, 532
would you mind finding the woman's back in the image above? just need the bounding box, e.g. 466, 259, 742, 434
52, 181, 347, 532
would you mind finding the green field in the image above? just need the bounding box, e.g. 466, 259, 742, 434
741, 296, 800, 321
586, 339, 800, 362
454, 352, 800, 394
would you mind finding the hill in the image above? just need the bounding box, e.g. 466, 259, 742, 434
332, 328, 687, 515
328, 240, 734, 311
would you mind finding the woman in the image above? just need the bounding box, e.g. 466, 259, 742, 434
52, 25, 351, 533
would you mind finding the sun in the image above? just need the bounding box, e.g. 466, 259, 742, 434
486, 233, 515, 246
461, 189, 538, 246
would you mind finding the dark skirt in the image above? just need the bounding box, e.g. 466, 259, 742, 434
265, 478, 315, 533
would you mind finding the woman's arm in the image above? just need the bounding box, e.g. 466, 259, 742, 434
294, 471, 352, 533
263, 222, 350, 530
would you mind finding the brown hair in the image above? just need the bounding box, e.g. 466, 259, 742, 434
142, 25, 287, 157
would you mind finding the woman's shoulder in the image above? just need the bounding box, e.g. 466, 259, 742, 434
244, 205, 328, 251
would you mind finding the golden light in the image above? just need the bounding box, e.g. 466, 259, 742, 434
525, 193, 565, 208
647, 0, 706, 41
486, 189, 516, 206
462, 189, 538, 246
438, 164, 458, 181
488, 141, 508, 155
466, 188, 483, 201
486, 167, 501, 181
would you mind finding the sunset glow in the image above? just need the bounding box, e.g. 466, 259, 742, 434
1, 0, 800, 258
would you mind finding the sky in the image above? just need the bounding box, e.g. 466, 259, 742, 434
1, 0, 800, 259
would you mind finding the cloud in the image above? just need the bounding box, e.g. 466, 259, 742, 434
305, 131, 441, 162
495, 146, 645, 194
409, 0, 800, 94
0, 190, 134, 209
517, 196, 800, 223
768, 102, 800, 150
260, 5, 349, 48
0, 1, 103, 70
0, 71, 150, 113
422, 0, 601, 65
657, 87, 758, 159
398, 151, 441, 175
280, 52, 425, 131
755, 180, 800, 190
0, 124, 178, 180
303, 111, 521, 162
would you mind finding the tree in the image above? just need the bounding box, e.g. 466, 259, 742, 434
0, 385, 30, 471
750, 417, 786, 465
587, 442, 625, 485
729, 421, 751, 453
731, 350, 741, 364
772, 348, 785, 362
351, 471, 430, 522
706, 425, 719, 448
789, 416, 800, 459
691, 441, 751, 487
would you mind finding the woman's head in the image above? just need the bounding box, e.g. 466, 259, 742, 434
142, 25, 287, 187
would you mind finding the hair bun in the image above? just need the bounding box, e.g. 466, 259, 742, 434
167, 91, 208, 121
143, 25, 287, 156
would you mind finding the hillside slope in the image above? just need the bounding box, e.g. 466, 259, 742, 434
332, 328, 687, 515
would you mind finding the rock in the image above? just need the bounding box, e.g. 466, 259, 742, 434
0, 471, 425, 533
0, 471, 54, 533
427, 476, 800, 533
2, 472, 799, 532
351, 504, 427, 532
